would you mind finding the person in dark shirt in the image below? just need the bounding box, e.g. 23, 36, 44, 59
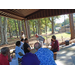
21, 38, 40, 65
23, 38, 31, 53
50, 35, 59, 52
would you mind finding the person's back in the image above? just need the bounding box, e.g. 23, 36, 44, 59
37, 35, 44, 41
0, 53, 9, 65
21, 52, 40, 65
34, 42, 56, 65
15, 46, 25, 58
35, 48, 56, 65
15, 41, 25, 59
0, 47, 11, 65
35, 34, 45, 44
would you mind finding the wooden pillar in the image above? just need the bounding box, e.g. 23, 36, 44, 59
69, 14, 75, 39
45, 18, 47, 43
24, 18, 29, 39
35, 21, 38, 34
22, 20, 26, 35
27, 20, 31, 38
17, 20, 21, 37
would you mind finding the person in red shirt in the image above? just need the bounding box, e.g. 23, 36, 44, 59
0, 47, 11, 65
50, 35, 59, 52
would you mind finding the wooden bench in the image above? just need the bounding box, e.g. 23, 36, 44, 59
53, 52, 57, 60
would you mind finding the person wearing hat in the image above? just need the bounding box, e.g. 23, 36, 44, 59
35, 34, 45, 44
20, 31, 25, 40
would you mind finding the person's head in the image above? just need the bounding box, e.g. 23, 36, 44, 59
52, 35, 56, 41
24, 38, 28, 43
34, 42, 41, 50
21, 31, 24, 35
21, 38, 24, 42
16, 41, 21, 47
35, 34, 38, 38
51, 39, 53, 42
1, 47, 9, 56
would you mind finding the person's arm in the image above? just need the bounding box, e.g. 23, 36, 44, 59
18, 52, 24, 56
50, 47, 54, 50
21, 46, 24, 50
27, 47, 31, 51
50, 42, 54, 50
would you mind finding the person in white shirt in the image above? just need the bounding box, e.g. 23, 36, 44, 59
15, 41, 25, 62
20, 31, 25, 40
20, 38, 24, 49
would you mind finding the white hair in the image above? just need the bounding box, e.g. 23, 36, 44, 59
34, 42, 41, 50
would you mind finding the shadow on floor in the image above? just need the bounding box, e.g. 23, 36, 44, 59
56, 43, 75, 65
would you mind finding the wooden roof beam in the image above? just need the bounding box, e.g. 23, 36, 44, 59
0, 9, 24, 19
0, 13, 23, 20
25, 9, 41, 18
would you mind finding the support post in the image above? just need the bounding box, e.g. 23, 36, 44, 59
45, 18, 47, 44
22, 20, 25, 35
69, 14, 75, 39
27, 20, 31, 38
24, 18, 29, 39
17, 20, 21, 38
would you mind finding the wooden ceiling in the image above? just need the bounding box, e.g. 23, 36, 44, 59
0, 9, 75, 20
0, 9, 40, 20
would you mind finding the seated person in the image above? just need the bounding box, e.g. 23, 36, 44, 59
50, 39, 53, 46
21, 39, 40, 65
23, 38, 31, 53
0, 47, 11, 65
23, 38, 31, 51
15, 41, 25, 61
50, 35, 59, 52
35, 34, 45, 44
34, 42, 56, 65
20, 38, 24, 49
